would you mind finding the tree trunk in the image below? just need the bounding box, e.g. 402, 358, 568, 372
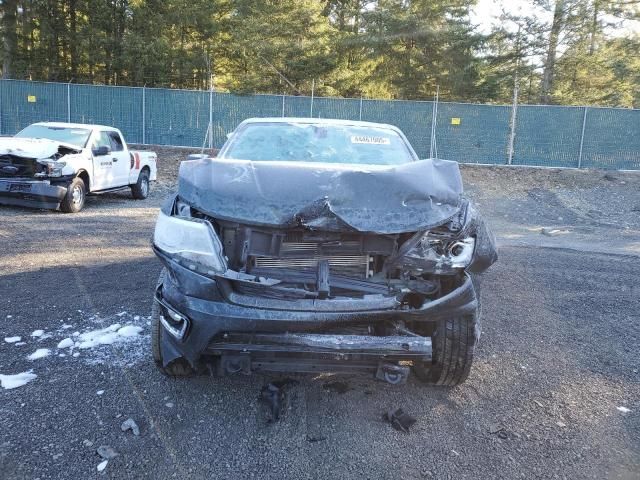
1, 0, 18, 79
540, 0, 564, 104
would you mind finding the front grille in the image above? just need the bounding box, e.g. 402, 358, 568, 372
0, 155, 39, 177
253, 241, 371, 277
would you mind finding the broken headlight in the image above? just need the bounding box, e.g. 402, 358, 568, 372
37, 160, 66, 177
401, 234, 475, 274
153, 210, 227, 275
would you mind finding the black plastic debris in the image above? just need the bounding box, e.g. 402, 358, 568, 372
259, 378, 299, 422
306, 435, 327, 443
384, 407, 416, 433
322, 381, 350, 394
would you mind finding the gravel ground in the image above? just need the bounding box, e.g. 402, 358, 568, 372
0, 148, 639, 479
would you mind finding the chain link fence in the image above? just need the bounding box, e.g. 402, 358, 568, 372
0, 79, 638, 170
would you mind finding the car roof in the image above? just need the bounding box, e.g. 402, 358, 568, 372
240, 117, 402, 131
31, 122, 119, 131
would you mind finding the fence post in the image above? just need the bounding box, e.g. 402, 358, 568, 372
142, 86, 146, 144
359, 96, 363, 121
0, 80, 3, 135
281, 94, 285, 117
429, 85, 439, 159
310, 78, 315, 117
67, 81, 71, 123
577, 106, 587, 168
507, 83, 519, 165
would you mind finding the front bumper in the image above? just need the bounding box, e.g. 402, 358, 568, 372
0, 178, 67, 210
155, 251, 478, 369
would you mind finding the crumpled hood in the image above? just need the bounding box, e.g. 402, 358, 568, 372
178, 157, 464, 234
0, 137, 81, 159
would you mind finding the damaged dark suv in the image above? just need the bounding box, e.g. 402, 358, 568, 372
151, 118, 497, 386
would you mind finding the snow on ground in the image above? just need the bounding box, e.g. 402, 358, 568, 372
27, 348, 51, 360
57, 338, 74, 349
617, 406, 631, 413
0, 370, 37, 389
2, 311, 149, 368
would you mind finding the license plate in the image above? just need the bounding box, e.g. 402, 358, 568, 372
9, 183, 32, 192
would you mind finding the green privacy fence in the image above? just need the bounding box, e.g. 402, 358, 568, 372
1, 79, 638, 170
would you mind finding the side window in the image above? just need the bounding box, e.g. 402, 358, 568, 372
108, 131, 124, 152
92, 131, 111, 151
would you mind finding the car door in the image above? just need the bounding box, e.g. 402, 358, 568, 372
106, 131, 130, 187
91, 131, 115, 190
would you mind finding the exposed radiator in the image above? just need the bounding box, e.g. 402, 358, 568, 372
253, 242, 371, 278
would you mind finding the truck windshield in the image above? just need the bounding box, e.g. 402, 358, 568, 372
15, 125, 91, 148
220, 122, 415, 165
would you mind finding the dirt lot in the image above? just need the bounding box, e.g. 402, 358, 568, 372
1, 148, 639, 479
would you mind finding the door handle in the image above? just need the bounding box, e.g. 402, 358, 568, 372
112, 158, 118, 162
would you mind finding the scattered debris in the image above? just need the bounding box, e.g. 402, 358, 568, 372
322, 381, 350, 394
556, 421, 567, 428
27, 348, 51, 360
4, 336, 21, 343
617, 406, 631, 413
541, 227, 569, 237
307, 435, 327, 443
489, 424, 504, 434
259, 383, 285, 422
384, 407, 416, 433
120, 418, 140, 436
31, 330, 45, 337
57, 338, 74, 349
165, 402, 174, 408
97, 460, 108, 472
83, 440, 94, 447
97, 445, 118, 460
533, 400, 544, 408
14, 342, 26, 346
96, 390, 104, 395
0, 370, 37, 389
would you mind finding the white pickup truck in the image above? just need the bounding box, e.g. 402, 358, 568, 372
0, 122, 157, 212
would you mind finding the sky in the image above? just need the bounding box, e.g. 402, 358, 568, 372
471, 0, 640, 36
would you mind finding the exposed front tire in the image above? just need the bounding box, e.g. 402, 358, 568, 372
413, 277, 481, 386
151, 269, 195, 377
131, 169, 150, 200
60, 177, 86, 213
413, 314, 478, 386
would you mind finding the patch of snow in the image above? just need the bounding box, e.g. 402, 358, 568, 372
6, 314, 12, 318
57, 338, 74, 349
72, 352, 80, 357
75, 324, 121, 349
117, 325, 142, 337
31, 330, 45, 337
0, 370, 37, 389
27, 348, 51, 360
15, 342, 26, 346
97, 390, 104, 395
61, 324, 73, 329
4, 336, 21, 343
97, 460, 108, 472
116, 311, 127, 317
617, 406, 631, 413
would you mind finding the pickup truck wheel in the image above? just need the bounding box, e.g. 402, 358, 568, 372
60, 177, 86, 213
151, 269, 195, 377
131, 170, 150, 199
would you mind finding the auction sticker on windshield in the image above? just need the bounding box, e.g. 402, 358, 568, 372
350, 135, 391, 145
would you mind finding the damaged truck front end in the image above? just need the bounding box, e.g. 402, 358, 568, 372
151, 119, 497, 386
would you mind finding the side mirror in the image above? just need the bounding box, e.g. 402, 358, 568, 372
92, 145, 111, 156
